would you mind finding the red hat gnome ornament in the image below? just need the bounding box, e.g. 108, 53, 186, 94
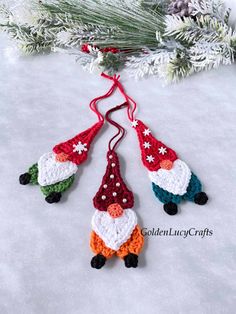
101, 73, 208, 216
90, 103, 144, 269
133, 119, 208, 215
19, 79, 119, 203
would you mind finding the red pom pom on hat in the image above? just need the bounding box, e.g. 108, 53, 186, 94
133, 119, 178, 171
53, 121, 103, 165
93, 151, 134, 211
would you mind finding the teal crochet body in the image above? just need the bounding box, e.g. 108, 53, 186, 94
152, 173, 202, 204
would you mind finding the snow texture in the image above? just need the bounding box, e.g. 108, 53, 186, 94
0, 5, 236, 312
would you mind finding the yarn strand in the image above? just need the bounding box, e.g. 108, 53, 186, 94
105, 102, 128, 152
89, 77, 118, 122
101, 73, 137, 122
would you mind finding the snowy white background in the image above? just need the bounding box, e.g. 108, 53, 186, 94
0, 1, 236, 314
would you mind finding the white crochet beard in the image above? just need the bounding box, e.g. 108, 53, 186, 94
91, 209, 137, 251
148, 159, 192, 196
38, 152, 78, 186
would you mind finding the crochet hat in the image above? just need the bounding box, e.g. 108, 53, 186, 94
133, 119, 178, 171
93, 150, 134, 211
53, 121, 103, 165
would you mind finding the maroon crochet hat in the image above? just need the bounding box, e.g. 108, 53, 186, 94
93, 150, 134, 211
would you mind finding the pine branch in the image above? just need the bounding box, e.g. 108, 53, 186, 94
190, 42, 234, 69
190, 0, 229, 22
166, 54, 193, 82
165, 14, 235, 45
125, 49, 177, 80
56, 25, 120, 48
0, 21, 54, 54
0, 0, 236, 82
39, 0, 165, 50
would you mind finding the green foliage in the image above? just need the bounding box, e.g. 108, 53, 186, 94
0, 0, 235, 82
99, 52, 123, 74
39, 0, 164, 50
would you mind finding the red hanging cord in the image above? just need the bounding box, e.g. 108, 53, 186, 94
101, 73, 137, 122
105, 102, 128, 152
89, 76, 120, 122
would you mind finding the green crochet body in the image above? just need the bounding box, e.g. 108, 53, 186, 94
28, 163, 39, 185
28, 163, 75, 196
152, 173, 202, 204
40, 175, 75, 196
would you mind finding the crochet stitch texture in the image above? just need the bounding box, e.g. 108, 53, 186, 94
19, 121, 103, 203
152, 173, 202, 204
37, 152, 77, 186
90, 102, 144, 268
91, 208, 137, 250
53, 121, 103, 165
93, 151, 134, 210
90, 225, 144, 259
132, 118, 208, 214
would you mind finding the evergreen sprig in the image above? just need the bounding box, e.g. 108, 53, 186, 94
0, 0, 235, 82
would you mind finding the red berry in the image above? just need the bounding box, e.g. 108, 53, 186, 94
81, 44, 90, 53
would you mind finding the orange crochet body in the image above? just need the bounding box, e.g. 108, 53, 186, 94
90, 225, 144, 259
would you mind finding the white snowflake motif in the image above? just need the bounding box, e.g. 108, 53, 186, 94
73, 141, 88, 155
131, 120, 138, 128
146, 155, 155, 163
143, 128, 151, 136
158, 146, 167, 155
143, 142, 151, 149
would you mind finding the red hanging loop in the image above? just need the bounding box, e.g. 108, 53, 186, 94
101, 73, 137, 122
89, 78, 118, 122
105, 102, 128, 152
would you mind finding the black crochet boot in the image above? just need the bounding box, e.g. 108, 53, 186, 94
91, 254, 106, 269
124, 253, 138, 268
19, 173, 31, 185
45, 192, 62, 204
163, 202, 178, 215
194, 192, 208, 205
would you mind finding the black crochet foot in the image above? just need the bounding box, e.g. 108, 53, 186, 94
91, 254, 106, 269
194, 192, 208, 205
45, 192, 62, 204
19, 173, 31, 185
124, 253, 138, 268
163, 202, 178, 215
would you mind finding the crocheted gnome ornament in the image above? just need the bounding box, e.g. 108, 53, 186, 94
19, 121, 102, 203
90, 104, 144, 269
132, 119, 208, 215
18, 75, 121, 204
